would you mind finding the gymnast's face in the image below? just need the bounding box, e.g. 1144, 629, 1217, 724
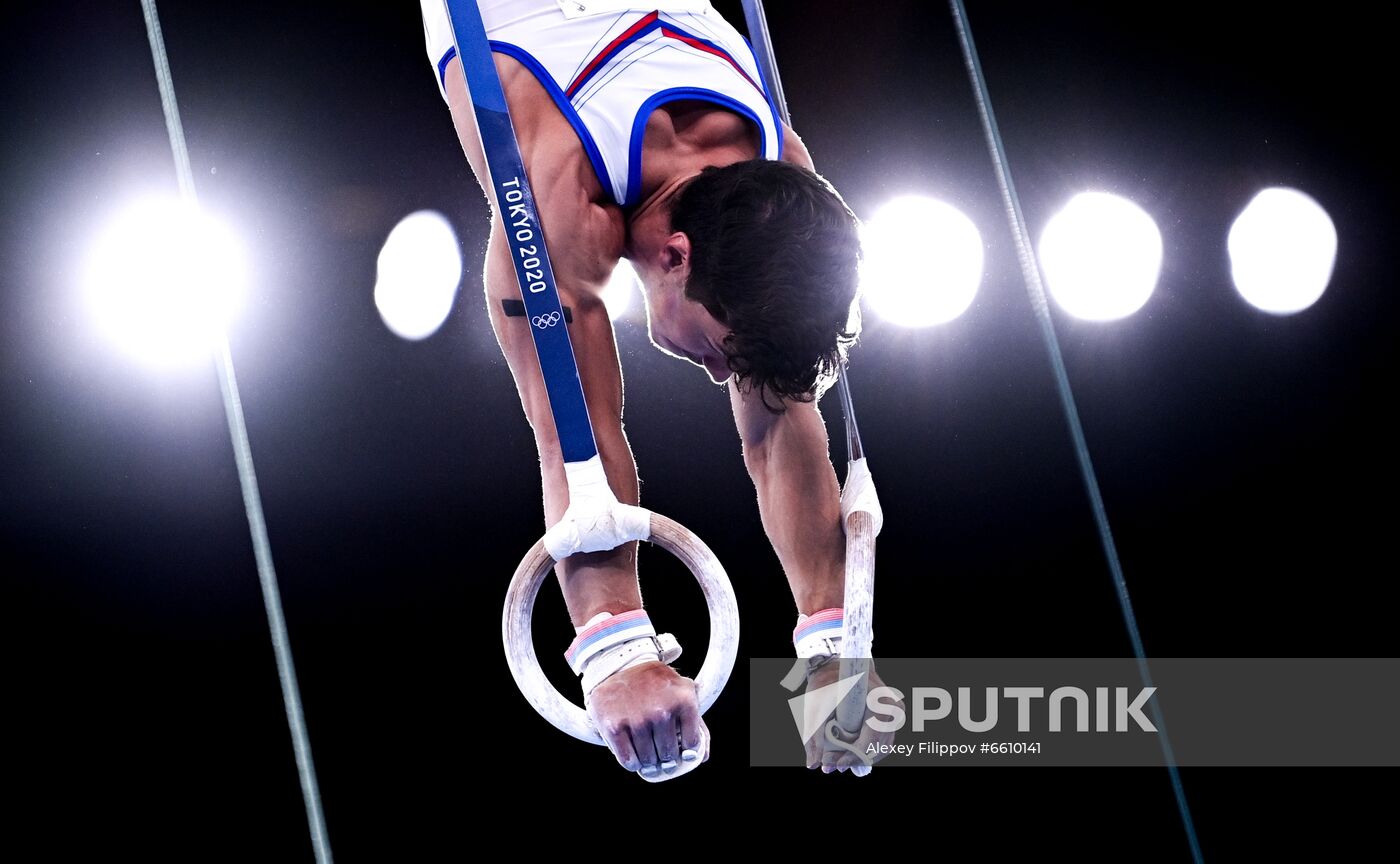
633, 232, 733, 385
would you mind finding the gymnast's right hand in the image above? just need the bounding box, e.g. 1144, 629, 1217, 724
587, 660, 709, 780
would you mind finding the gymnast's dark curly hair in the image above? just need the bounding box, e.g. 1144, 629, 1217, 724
670, 159, 863, 413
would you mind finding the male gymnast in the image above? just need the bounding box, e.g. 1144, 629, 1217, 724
419, 0, 897, 779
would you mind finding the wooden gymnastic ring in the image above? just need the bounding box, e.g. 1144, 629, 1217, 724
502, 512, 740, 744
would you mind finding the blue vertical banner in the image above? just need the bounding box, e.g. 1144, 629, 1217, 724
443, 0, 599, 464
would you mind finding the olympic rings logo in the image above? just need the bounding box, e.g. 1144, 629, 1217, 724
531, 312, 561, 329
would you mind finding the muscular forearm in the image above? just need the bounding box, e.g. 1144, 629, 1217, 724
540, 417, 643, 627
742, 402, 845, 614
483, 222, 641, 629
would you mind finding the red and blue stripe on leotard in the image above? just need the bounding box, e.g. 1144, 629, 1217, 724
565, 10, 763, 100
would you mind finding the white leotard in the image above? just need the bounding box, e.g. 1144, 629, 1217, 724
420, 0, 783, 207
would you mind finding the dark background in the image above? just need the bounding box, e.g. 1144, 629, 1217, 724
3, 1, 1393, 858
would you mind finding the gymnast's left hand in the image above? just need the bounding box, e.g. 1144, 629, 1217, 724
804, 659, 903, 774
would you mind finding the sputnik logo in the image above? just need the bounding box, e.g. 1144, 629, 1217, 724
787, 670, 868, 744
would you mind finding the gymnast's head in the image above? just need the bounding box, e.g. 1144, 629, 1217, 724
637, 159, 863, 412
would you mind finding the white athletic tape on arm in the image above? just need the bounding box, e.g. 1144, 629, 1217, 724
543, 455, 652, 561
840, 457, 884, 537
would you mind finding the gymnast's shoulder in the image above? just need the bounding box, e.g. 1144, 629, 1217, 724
781, 123, 815, 171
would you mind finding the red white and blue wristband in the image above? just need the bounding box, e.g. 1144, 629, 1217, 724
793, 607, 844, 659
565, 609, 682, 699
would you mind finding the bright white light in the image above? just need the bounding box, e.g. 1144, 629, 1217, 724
375, 211, 462, 340
860, 196, 983, 327
84, 197, 247, 367
602, 259, 639, 319
1228, 187, 1336, 314
1038, 192, 1162, 321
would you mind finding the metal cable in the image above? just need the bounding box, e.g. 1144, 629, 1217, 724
947, 1, 1203, 858
138, 3, 332, 860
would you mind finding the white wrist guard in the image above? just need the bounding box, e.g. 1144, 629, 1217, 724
779, 608, 845, 691
565, 610, 682, 701
793, 607, 844, 659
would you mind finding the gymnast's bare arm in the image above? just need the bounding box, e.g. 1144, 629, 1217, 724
729, 353, 903, 772
728, 378, 844, 615
730, 126, 903, 772
729, 127, 847, 616
440, 53, 706, 777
